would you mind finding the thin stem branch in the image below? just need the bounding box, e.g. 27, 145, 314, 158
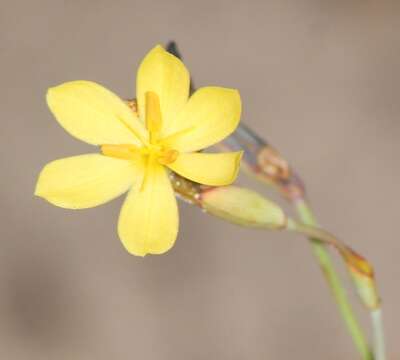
293, 200, 373, 360
371, 309, 386, 360
165, 40, 380, 360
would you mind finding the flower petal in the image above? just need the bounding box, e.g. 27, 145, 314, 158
168, 151, 242, 186
136, 45, 190, 136
35, 154, 144, 209
162, 87, 241, 152
47, 81, 147, 145
118, 163, 178, 256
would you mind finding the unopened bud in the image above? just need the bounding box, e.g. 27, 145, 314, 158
201, 186, 287, 229
341, 248, 381, 309
349, 268, 380, 309
287, 221, 382, 310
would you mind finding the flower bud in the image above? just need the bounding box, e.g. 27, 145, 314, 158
342, 249, 381, 309
349, 268, 381, 309
201, 186, 287, 229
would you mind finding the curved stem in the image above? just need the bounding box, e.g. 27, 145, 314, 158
165, 40, 377, 360
293, 200, 373, 360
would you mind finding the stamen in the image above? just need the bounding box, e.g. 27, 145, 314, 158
145, 91, 162, 143
101, 144, 140, 160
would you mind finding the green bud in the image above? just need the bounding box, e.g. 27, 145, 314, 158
349, 267, 381, 309
201, 186, 287, 229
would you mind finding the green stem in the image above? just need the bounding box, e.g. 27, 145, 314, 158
294, 199, 373, 360
371, 309, 386, 360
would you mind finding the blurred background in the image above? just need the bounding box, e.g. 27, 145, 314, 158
1, 0, 399, 359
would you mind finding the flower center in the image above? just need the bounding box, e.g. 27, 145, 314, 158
100, 91, 179, 165
100, 143, 178, 165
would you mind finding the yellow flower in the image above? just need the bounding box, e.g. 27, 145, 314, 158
35, 45, 242, 256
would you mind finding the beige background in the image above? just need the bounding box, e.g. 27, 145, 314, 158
1, 0, 399, 359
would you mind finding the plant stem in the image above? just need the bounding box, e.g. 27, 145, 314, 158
166, 40, 383, 360
371, 309, 386, 360
294, 199, 373, 360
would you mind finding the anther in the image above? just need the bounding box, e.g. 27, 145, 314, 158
158, 149, 179, 165
101, 144, 140, 160
145, 91, 162, 142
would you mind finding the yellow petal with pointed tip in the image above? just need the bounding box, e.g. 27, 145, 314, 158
168, 151, 242, 186
118, 163, 178, 256
35, 154, 144, 209
136, 45, 190, 136
162, 87, 241, 152
47, 81, 147, 145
